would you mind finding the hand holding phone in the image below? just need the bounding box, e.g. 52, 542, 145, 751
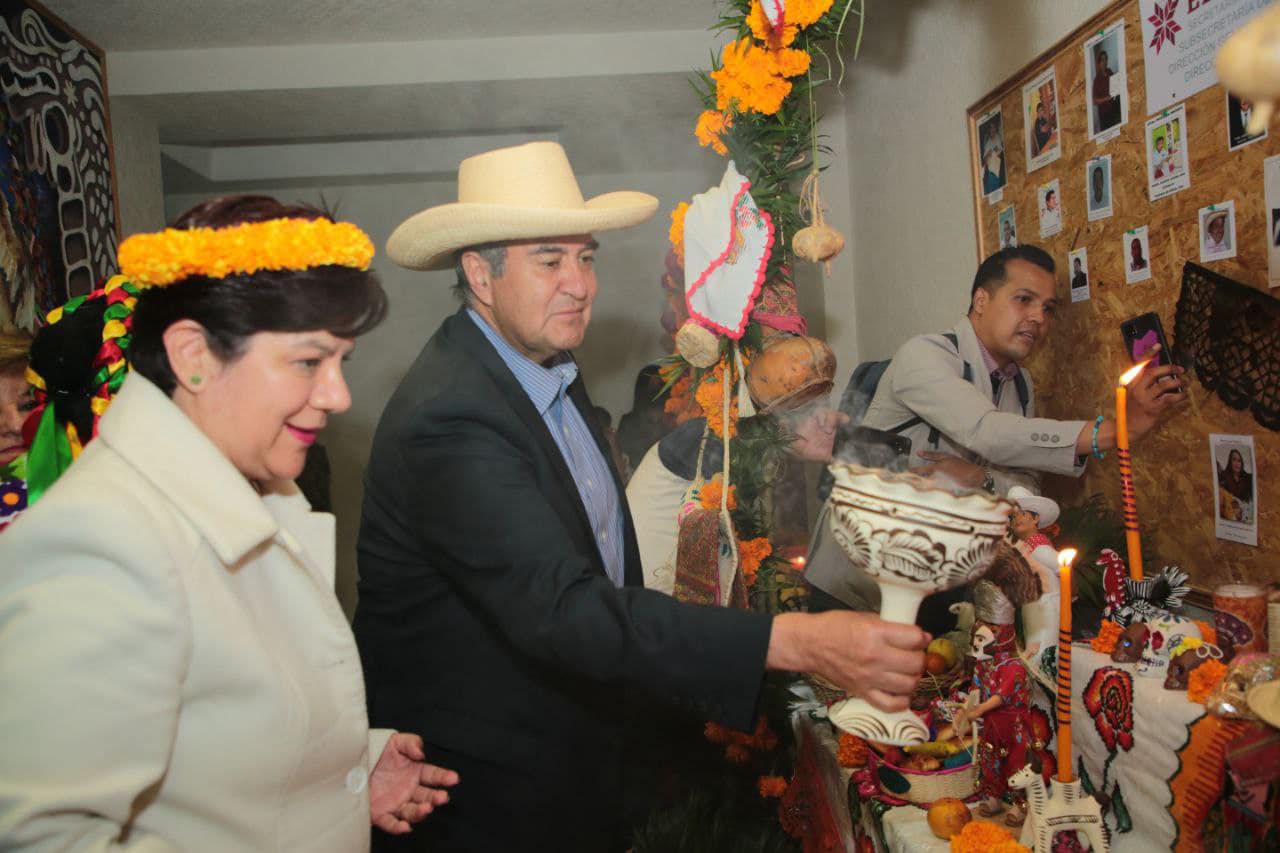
1120, 312, 1176, 370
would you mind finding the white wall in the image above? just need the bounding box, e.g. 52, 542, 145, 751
841, 0, 1111, 363
108, 98, 165, 237
167, 165, 715, 613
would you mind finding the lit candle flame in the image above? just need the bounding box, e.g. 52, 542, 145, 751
1058, 548, 1078, 568
790, 556, 806, 569
1120, 360, 1149, 386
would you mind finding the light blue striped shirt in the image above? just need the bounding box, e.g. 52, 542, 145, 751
466, 308, 625, 586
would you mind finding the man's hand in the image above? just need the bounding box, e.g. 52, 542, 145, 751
1126, 360, 1187, 441
766, 612, 929, 712
915, 451, 986, 490
369, 733, 460, 835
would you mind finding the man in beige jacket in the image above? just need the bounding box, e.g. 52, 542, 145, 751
808, 245, 1185, 617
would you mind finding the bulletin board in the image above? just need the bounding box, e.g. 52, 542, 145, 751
966, 0, 1278, 594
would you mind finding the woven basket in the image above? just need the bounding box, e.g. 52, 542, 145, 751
872, 750, 978, 805
909, 662, 968, 710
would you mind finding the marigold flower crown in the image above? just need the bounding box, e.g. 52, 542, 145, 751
117, 217, 375, 288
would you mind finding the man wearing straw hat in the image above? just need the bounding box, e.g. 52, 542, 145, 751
354, 141, 929, 851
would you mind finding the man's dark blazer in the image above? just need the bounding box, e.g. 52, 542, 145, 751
353, 308, 772, 851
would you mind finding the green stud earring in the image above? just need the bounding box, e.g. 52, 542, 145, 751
190, 375, 202, 386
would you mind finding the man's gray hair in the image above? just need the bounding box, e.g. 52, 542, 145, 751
453, 243, 508, 305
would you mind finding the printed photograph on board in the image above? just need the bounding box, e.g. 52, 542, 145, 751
1211, 434, 1258, 547
1069, 247, 1091, 303
1085, 20, 1127, 142
1087, 155, 1113, 221
1124, 226, 1152, 284
1023, 66, 1061, 173
1038, 178, 1063, 238
1145, 105, 1191, 202
998, 205, 1018, 248
978, 106, 1007, 199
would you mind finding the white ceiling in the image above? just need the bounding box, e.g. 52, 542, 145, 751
41, 1, 727, 187
43, 0, 719, 50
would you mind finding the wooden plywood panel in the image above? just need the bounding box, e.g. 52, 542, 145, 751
967, 0, 1278, 592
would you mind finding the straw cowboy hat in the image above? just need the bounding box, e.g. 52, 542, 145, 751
1007, 485, 1060, 528
387, 141, 659, 271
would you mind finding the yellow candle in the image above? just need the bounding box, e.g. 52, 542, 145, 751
1056, 548, 1077, 783
1117, 362, 1147, 581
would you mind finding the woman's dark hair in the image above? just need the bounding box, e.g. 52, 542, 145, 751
129, 194, 388, 395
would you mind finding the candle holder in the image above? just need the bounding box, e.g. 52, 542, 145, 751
825, 464, 1012, 745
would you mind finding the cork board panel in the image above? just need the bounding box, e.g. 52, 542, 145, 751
967, 0, 1278, 593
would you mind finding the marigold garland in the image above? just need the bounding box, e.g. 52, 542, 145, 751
699, 476, 738, 510
118, 218, 375, 288
1090, 620, 1123, 653
668, 202, 691, 263
747, 0, 798, 48
738, 537, 773, 586
757, 775, 788, 798
710, 39, 811, 118
695, 361, 739, 438
1193, 620, 1217, 646
948, 819, 1030, 853
836, 733, 867, 768
694, 110, 733, 156
1187, 658, 1229, 704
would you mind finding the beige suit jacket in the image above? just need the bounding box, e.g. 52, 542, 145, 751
862, 318, 1088, 495
0, 374, 391, 851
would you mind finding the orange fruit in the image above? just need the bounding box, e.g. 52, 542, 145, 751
926, 797, 972, 839
924, 652, 948, 676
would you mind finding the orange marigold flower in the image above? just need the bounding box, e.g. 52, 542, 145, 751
746, 0, 798, 48
664, 375, 692, 416
704, 721, 732, 744
1090, 619, 1124, 653
669, 202, 691, 261
699, 476, 738, 511
770, 47, 811, 78
757, 775, 788, 797
786, 0, 835, 28
949, 819, 1030, 852
1187, 658, 1229, 704
1193, 620, 1217, 646
695, 361, 739, 438
738, 537, 773, 586
725, 743, 751, 764
694, 110, 732, 156
836, 733, 868, 768
712, 39, 793, 116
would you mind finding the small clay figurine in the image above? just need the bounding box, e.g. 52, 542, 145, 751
955, 580, 1043, 827
1006, 487, 1060, 660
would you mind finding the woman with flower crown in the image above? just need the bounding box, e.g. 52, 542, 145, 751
0, 195, 456, 851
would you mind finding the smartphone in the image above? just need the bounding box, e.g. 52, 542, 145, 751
1120, 312, 1173, 368
833, 424, 912, 471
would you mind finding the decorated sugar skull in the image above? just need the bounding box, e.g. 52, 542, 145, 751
1136, 612, 1201, 679
1111, 622, 1149, 664
1164, 640, 1224, 690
